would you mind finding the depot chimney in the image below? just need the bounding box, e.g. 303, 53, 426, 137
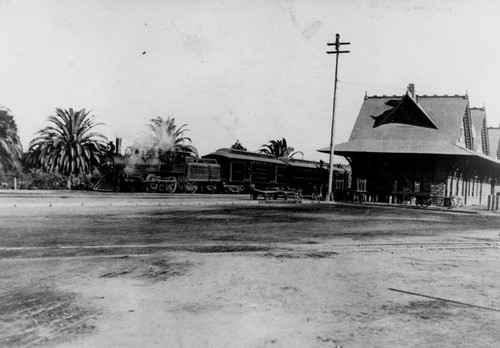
407, 83, 415, 98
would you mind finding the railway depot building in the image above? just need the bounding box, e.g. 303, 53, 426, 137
320, 84, 500, 207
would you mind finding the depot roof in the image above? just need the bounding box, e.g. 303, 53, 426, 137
318, 90, 500, 168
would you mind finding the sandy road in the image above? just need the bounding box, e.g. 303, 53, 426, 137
0, 240, 498, 263
1, 191, 500, 347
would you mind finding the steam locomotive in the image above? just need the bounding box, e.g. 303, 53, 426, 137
97, 141, 221, 193
96, 142, 347, 195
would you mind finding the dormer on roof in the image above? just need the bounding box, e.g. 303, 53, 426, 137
487, 127, 500, 159
371, 93, 438, 129
470, 107, 489, 155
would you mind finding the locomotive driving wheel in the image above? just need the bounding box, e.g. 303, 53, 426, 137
145, 174, 159, 193
183, 182, 198, 193
203, 184, 218, 194
146, 182, 158, 193
177, 177, 198, 193
160, 176, 177, 193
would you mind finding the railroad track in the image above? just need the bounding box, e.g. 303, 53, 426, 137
0, 240, 498, 262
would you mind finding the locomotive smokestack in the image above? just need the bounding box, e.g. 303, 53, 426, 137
115, 138, 122, 155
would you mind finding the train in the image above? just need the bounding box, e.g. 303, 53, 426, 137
203, 148, 339, 195
95, 141, 348, 196
98, 149, 220, 193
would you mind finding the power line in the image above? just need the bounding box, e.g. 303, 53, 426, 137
338, 80, 403, 91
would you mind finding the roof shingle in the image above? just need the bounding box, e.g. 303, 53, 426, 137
348, 95, 467, 145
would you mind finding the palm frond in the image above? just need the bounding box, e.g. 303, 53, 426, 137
259, 138, 302, 158
133, 116, 198, 157
26, 108, 108, 175
0, 107, 23, 175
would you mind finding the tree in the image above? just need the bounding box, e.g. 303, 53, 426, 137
26, 108, 108, 176
259, 138, 303, 158
0, 106, 23, 175
133, 116, 198, 157
230, 140, 247, 151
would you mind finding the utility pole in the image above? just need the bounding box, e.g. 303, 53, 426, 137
326, 33, 350, 201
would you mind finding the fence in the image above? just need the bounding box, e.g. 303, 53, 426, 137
0, 175, 28, 190
0, 173, 96, 191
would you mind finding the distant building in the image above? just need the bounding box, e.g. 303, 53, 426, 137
319, 83, 500, 206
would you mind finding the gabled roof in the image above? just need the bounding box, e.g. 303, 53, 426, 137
318, 87, 500, 171
319, 92, 474, 157
347, 94, 468, 144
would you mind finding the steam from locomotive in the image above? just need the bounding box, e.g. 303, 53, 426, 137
97, 137, 220, 193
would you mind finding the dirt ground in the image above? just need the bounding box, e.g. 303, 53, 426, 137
1, 191, 500, 347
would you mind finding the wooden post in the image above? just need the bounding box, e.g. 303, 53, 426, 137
479, 180, 482, 205
14, 177, 17, 190
325, 34, 350, 201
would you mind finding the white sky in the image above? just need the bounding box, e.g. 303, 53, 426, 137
1, 0, 499, 161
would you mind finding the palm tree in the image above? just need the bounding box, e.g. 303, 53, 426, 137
0, 106, 23, 175
133, 116, 198, 157
230, 140, 247, 151
26, 108, 108, 176
259, 138, 303, 158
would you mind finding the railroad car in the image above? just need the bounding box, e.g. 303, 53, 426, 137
202, 148, 286, 193
278, 157, 328, 195
202, 148, 344, 195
